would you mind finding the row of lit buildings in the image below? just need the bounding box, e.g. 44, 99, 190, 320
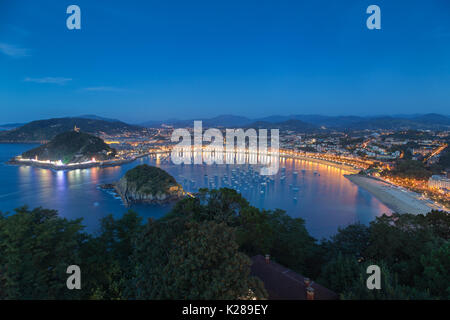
428, 175, 450, 193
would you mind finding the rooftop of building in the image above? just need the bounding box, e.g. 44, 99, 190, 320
250, 255, 338, 300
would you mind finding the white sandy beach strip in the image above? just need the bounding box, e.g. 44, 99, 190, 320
345, 174, 435, 215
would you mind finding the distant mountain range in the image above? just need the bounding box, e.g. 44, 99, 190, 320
0, 117, 144, 142
140, 113, 450, 131
0, 123, 26, 131
77, 114, 122, 123
139, 115, 252, 128
244, 119, 320, 132
1, 113, 449, 142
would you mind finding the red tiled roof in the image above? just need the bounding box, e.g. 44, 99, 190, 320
250, 255, 338, 300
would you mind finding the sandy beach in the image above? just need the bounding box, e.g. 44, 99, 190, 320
345, 174, 439, 215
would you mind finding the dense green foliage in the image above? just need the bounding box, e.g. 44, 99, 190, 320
124, 164, 180, 195
319, 211, 450, 299
0, 207, 86, 299
438, 150, 450, 169
0, 191, 271, 300
385, 130, 435, 141
384, 159, 432, 180
130, 219, 267, 299
22, 131, 116, 164
165, 188, 320, 277
0, 190, 448, 300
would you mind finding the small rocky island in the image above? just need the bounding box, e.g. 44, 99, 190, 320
103, 164, 185, 205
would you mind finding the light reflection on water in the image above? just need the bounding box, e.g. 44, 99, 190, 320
0, 144, 391, 238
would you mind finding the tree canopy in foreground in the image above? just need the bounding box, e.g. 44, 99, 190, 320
0, 188, 448, 300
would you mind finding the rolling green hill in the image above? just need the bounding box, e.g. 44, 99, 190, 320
0, 117, 144, 142
115, 164, 184, 204
123, 164, 180, 195
21, 131, 117, 164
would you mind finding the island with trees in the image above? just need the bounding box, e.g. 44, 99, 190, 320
104, 164, 185, 205
7, 130, 133, 170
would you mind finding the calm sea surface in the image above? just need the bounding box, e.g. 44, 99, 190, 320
0, 144, 391, 238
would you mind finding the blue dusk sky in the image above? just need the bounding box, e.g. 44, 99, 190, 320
0, 0, 449, 123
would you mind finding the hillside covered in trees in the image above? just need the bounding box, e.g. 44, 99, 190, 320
0, 117, 144, 142
123, 164, 180, 196
0, 188, 448, 299
21, 131, 117, 164
114, 164, 185, 205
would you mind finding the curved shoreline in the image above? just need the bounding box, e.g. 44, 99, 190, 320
151, 151, 362, 174
282, 155, 360, 174
6, 147, 362, 175
344, 174, 440, 214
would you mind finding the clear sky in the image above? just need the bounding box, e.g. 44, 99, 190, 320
1, 0, 449, 123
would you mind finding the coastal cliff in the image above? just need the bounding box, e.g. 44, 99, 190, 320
112, 164, 185, 205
